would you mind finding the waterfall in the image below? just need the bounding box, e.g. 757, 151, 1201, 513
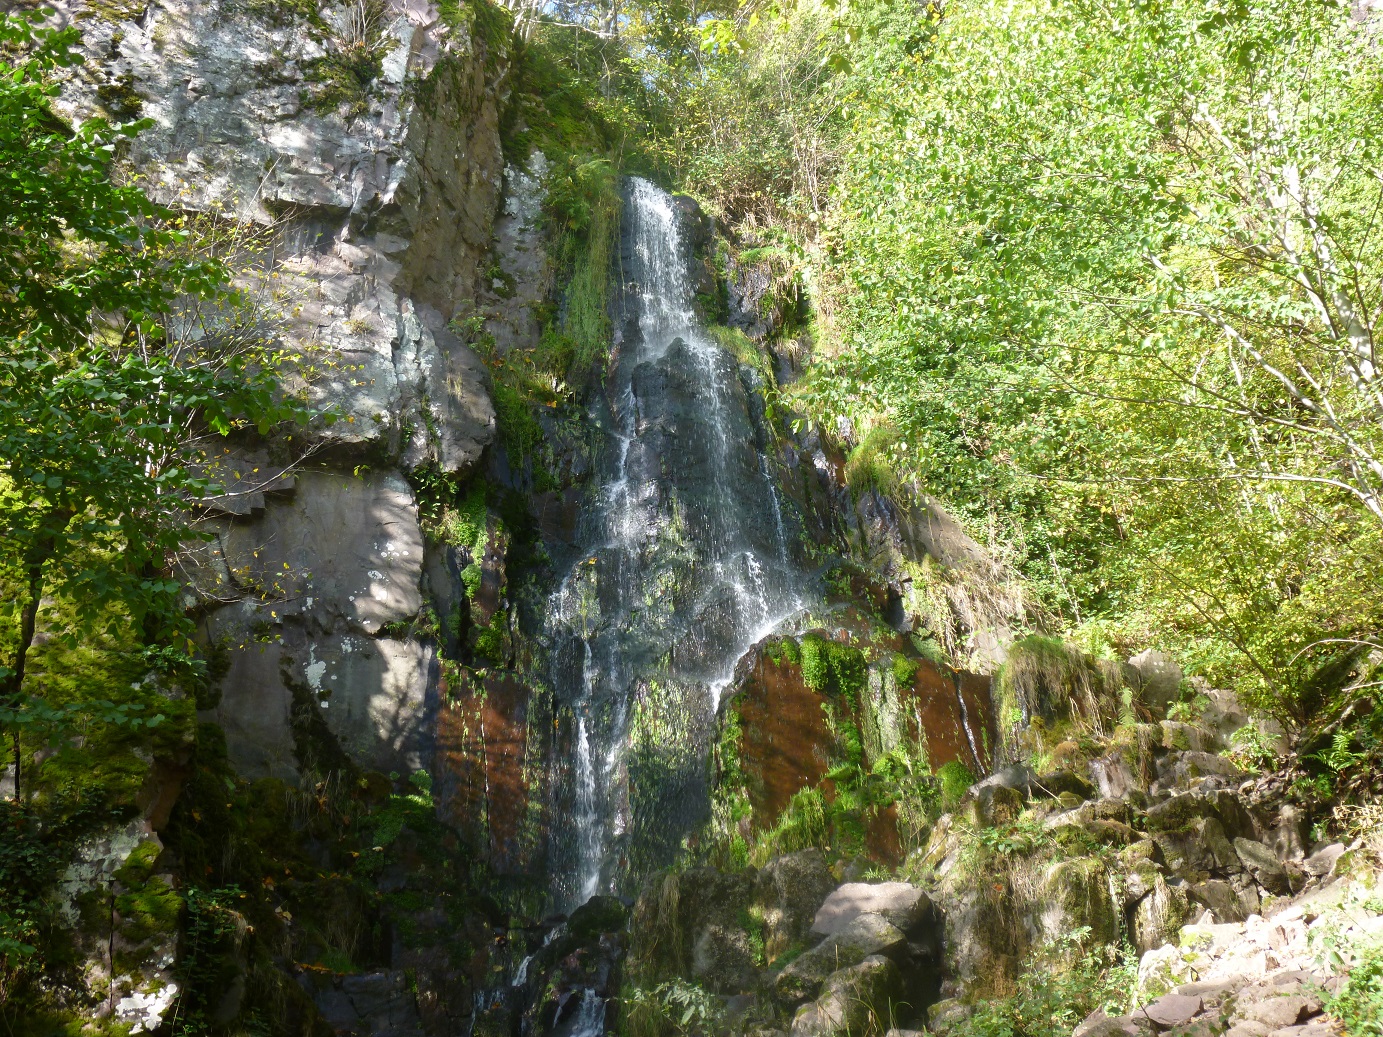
545, 177, 802, 910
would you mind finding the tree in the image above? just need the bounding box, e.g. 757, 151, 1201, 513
805, 0, 1383, 719
0, 11, 312, 799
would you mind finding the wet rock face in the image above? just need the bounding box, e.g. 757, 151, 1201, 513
434, 670, 553, 874
721, 633, 992, 862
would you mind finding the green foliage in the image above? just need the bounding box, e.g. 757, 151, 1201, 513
624, 979, 724, 1037
305, 0, 391, 118
546, 156, 621, 375
976, 815, 1051, 859
949, 934, 1136, 1037
798, 634, 866, 700
800, 0, 1383, 726
763, 636, 801, 667
891, 653, 918, 688
472, 613, 507, 665
800, 635, 829, 691
460, 564, 483, 602
1329, 943, 1383, 1037
707, 324, 770, 384
0, 11, 315, 801
166, 885, 245, 1035
844, 424, 902, 499
750, 787, 827, 865
936, 760, 976, 810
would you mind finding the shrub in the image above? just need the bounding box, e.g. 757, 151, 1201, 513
1326, 942, 1383, 1037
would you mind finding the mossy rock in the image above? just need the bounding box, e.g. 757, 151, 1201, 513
568, 894, 627, 939
114, 877, 184, 966
966, 784, 1023, 829
113, 839, 165, 887
1038, 858, 1119, 946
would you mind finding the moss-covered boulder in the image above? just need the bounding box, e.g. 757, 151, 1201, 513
1038, 858, 1120, 947
774, 913, 906, 1005
569, 895, 629, 939
756, 850, 837, 962
1130, 874, 1193, 953
789, 955, 904, 1037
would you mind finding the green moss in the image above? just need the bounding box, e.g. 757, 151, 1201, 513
763, 636, 801, 667
114, 878, 183, 947
473, 613, 506, 664
304, 0, 392, 118
95, 72, 143, 120
461, 563, 483, 602
113, 840, 164, 887
843, 424, 902, 499
936, 760, 976, 810
891, 653, 919, 688
707, 324, 771, 384
235, 0, 323, 25
801, 635, 829, 691
800, 634, 867, 701
550, 158, 621, 374
750, 787, 827, 866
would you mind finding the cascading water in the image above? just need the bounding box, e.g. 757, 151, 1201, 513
546, 177, 803, 910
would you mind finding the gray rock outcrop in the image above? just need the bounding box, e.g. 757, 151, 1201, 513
46, 0, 516, 785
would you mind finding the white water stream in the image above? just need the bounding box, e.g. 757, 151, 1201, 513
546, 177, 803, 910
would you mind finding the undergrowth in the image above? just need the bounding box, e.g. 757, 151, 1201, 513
949, 931, 1137, 1037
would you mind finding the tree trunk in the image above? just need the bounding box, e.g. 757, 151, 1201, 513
2, 509, 70, 803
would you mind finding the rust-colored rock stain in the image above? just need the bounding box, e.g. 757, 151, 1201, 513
435, 671, 536, 873
728, 632, 994, 866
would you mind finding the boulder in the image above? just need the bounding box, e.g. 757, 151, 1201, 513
1175, 980, 1246, 1007
1131, 876, 1193, 953
1160, 722, 1221, 753
1233, 839, 1291, 896
1202, 689, 1250, 742
967, 784, 1025, 829
927, 999, 971, 1034
1301, 844, 1345, 879
1034, 770, 1097, 801
1190, 880, 1251, 924
1141, 994, 1203, 1028
790, 956, 903, 1037
1146, 791, 1254, 841
971, 763, 1036, 797
568, 896, 628, 939
1242, 996, 1311, 1029
1121, 855, 1166, 907
758, 851, 838, 961
1128, 650, 1184, 714
940, 888, 1013, 985
1081, 1016, 1157, 1037
1038, 858, 1119, 946
1156, 751, 1243, 789
1261, 804, 1308, 863
811, 882, 931, 937
775, 914, 906, 1005
679, 870, 760, 994
1091, 754, 1143, 800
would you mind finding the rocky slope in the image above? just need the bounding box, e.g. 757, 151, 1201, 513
611, 644, 1382, 1037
